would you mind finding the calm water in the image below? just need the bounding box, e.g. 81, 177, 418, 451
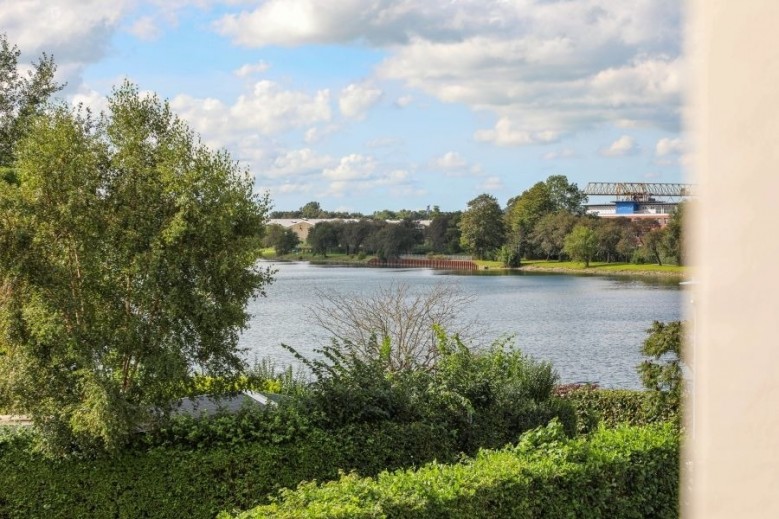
240, 261, 685, 389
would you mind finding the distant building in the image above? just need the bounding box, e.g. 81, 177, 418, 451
267, 218, 430, 242
583, 182, 694, 227
268, 219, 316, 241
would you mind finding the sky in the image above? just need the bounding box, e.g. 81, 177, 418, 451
2, 0, 685, 214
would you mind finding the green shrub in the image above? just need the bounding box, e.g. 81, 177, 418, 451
293, 332, 577, 452
226, 421, 680, 519
556, 385, 678, 433
0, 420, 455, 519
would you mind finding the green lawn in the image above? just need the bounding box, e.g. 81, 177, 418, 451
474, 259, 504, 269
263, 250, 375, 264
521, 260, 686, 275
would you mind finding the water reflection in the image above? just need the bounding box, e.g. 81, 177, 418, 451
240, 262, 683, 389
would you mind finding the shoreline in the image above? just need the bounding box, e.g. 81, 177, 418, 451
516, 264, 687, 279
263, 256, 688, 280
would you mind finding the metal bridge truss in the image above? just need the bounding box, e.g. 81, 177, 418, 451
584, 182, 695, 201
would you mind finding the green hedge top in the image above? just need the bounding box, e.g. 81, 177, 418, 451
224, 420, 680, 519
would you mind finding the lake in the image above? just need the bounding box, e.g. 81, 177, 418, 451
239, 261, 685, 389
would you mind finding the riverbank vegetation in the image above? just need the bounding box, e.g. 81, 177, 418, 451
0, 35, 684, 518
0, 329, 681, 518
264, 175, 687, 273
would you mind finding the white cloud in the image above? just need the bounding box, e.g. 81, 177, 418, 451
128, 16, 162, 41
433, 151, 468, 170
600, 135, 639, 157
261, 182, 313, 195
478, 176, 504, 191
266, 148, 334, 179
395, 95, 413, 108
338, 83, 383, 119
543, 148, 576, 160
323, 154, 377, 181
168, 81, 334, 184
365, 137, 401, 148
321, 155, 419, 197
474, 118, 560, 147
234, 60, 270, 77
655, 137, 684, 156
304, 124, 340, 143
213, 1, 681, 141
70, 86, 109, 114
1, 0, 131, 90
171, 80, 331, 141
235, 81, 331, 133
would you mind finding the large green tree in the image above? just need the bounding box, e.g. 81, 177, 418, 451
0, 34, 63, 172
426, 212, 462, 254
263, 224, 300, 255
563, 225, 598, 267
307, 221, 340, 256
0, 82, 272, 452
505, 175, 587, 261
505, 181, 553, 260
459, 194, 505, 260
545, 174, 588, 214
372, 220, 423, 260
662, 202, 686, 265
530, 211, 578, 260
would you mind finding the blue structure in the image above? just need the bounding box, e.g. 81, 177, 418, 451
615, 201, 639, 214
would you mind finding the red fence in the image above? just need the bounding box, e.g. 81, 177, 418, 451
367, 258, 478, 270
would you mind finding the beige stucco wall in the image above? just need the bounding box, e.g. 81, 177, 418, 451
289, 222, 313, 241
685, 1, 779, 516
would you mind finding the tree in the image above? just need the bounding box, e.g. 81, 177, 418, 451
307, 221, 340, 256
340, 219, 379, 255
0, 82, 272, 453
263, 224, 299, 255
0, 34, 64, 172
308, 283, 481, 371
593, 218, 631, 263
459, 194, 505, 260
545, 174, 588, 214
505, 175, 586, 261
662, 202, 685, 265
426, 212, 462, 254
300, 201, 324, 219
505, 181, 553, 260
372, 220, 422, 260
530, 211, 578, 260
563, 225, 598, 267
638, 321, 685, 415
642, 227, 666, 265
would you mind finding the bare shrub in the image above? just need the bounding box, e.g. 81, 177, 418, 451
308, 282, 484, 371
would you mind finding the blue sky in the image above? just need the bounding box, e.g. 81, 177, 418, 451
3, 0, 685, 213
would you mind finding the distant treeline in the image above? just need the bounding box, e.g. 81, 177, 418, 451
267, 175, 686, 266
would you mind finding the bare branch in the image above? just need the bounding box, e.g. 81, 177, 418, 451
308, 282, 486, 370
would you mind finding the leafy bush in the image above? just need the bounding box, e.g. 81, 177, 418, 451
639, 321, 685, 417
0, 420, 455, 519
225, 420, 680, 519
556, 385, 678, 434
291, 330, 576, 452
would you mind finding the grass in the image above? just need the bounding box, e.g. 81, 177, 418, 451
263, 250, 374, 264
521, 259, 686, 275
474, 259, 504, 269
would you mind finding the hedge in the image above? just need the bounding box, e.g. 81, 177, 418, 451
0, 421, 455, 519
225, 421, 680, 519
556, 386, 679, 433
